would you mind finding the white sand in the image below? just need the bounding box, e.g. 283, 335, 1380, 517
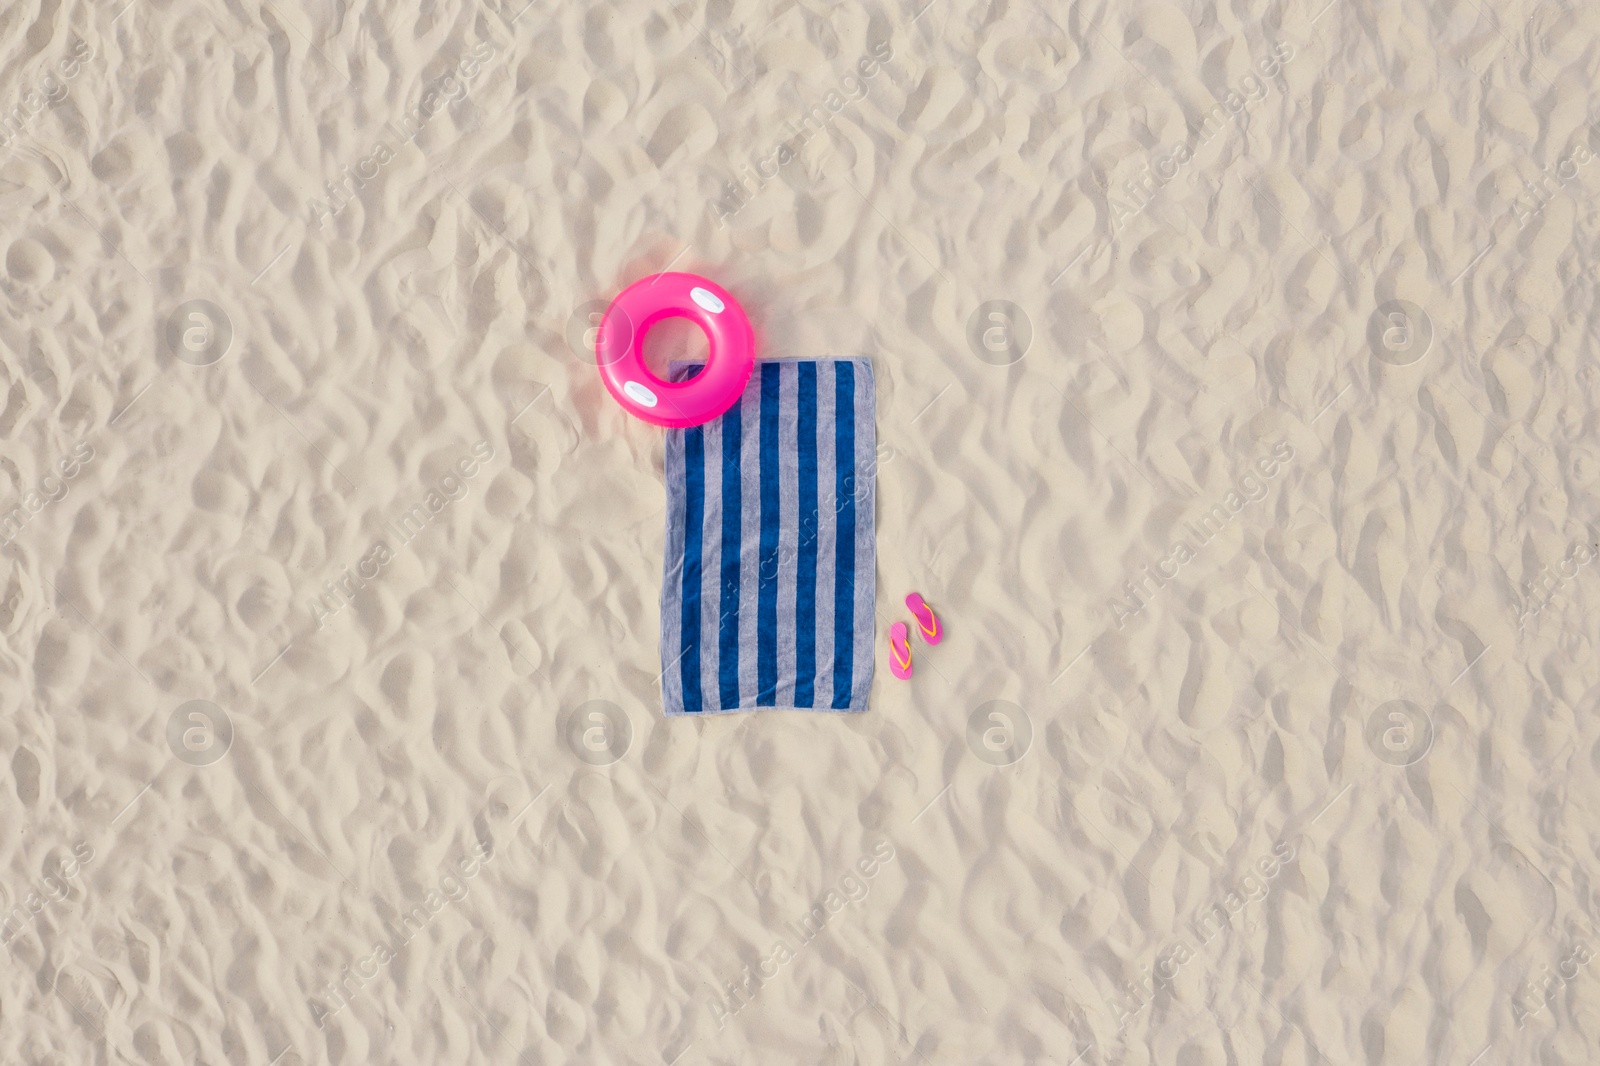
2, 0, 1599, 1062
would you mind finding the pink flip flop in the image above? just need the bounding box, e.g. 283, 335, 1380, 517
888, 622, 913, 680
905, 593, 942, 645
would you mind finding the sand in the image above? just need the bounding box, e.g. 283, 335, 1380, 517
2, 0, 1599, 1063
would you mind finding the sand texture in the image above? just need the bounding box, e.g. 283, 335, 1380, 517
3, 0, 1600, 1063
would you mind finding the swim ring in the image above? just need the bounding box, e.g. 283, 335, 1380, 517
595, 272, 755, 429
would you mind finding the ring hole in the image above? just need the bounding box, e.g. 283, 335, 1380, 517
640, 315, 710, 380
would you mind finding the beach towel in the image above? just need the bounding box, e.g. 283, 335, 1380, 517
660, 358, 876, 715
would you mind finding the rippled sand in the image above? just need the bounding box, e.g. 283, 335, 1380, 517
3, 0, 1600, 1063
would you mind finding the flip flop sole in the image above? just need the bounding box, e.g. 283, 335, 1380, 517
905, 593, 943, 645
888, 622, 913, 679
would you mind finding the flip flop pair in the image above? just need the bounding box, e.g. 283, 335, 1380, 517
888, 593, 942, 680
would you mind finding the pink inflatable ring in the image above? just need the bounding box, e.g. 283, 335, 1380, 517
595, 272, 756, 429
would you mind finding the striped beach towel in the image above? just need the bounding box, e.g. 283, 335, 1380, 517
660, 358, 876, 715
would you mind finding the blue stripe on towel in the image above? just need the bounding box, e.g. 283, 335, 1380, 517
757, 362, 782, 705
794, 362, 818, 707
680, 425, 705, 713
830, 361, 856, 709
661, 359, 873, 716
717, 402, 743, 710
